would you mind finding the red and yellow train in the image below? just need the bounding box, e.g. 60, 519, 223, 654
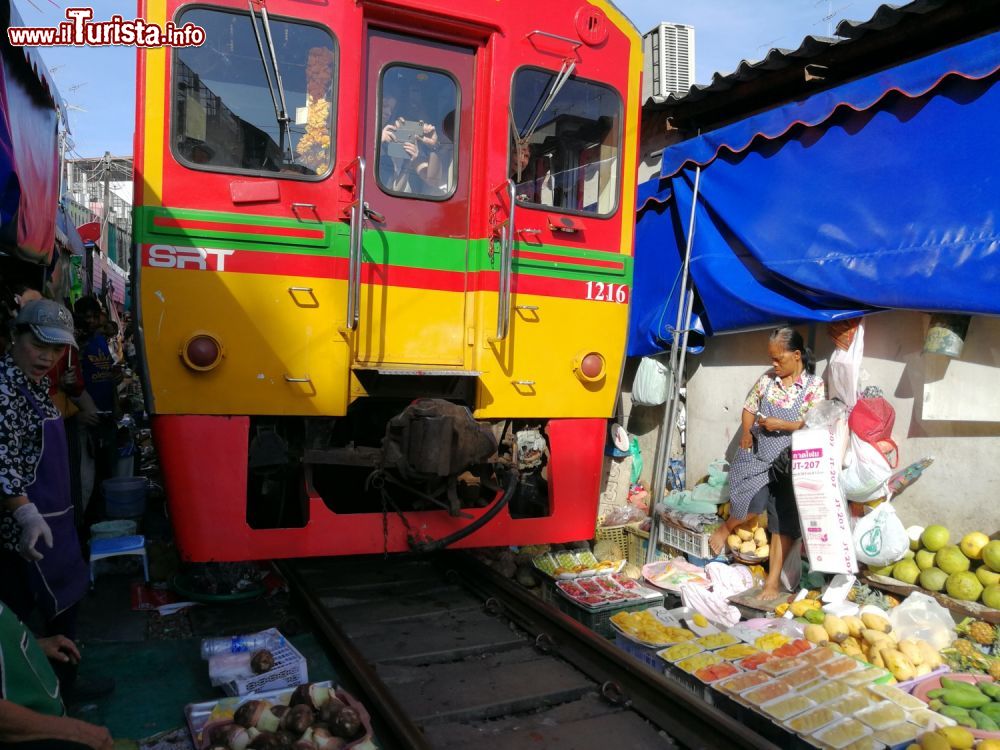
133, 0, 640, 560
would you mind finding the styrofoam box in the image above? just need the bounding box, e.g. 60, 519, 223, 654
220, 628, 308, 697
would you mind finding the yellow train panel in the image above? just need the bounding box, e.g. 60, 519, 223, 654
473, 292, 626, 419
141, 269, 351, 416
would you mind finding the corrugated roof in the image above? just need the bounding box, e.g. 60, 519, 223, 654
647, 0, 949, 106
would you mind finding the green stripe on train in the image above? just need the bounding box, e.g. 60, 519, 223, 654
135, 207, 632, 282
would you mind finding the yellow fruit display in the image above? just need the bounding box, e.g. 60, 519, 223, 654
917, 731, 951, 750
977, 740, 1000, 750
823, 614, 849, 643
755, 544, 769, 558
726, 534, 742, 550
935, 726, 974, 750
790, 598, 821, 617
804, 624, 829, 644
861, 612, 891, 632
736, 528, 753, 541
882, 648, 916, 681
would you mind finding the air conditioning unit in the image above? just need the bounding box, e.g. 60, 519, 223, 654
642, 22, 696, 102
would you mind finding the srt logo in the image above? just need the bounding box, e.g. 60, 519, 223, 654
146, 244, 234, 271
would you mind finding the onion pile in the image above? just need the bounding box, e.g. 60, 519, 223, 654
206, 684, 364, 750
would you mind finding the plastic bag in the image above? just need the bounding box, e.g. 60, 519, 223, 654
853, 502, 908, 567
841, 431, 893, 502
826, 318, 865, 408
629, 437, 643, 484
706, 459, 729, 488
887, 592, 957, 650
632, 356, 669, 407
804, 399, 848, 429
679, 583, 741, 628
600, 504, 646, 526
691, 482, 723, 504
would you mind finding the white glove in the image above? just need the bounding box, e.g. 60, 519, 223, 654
12, 503, 53, 561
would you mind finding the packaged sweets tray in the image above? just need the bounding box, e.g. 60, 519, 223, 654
534, 551, 624, 579
555, 574, 657, 611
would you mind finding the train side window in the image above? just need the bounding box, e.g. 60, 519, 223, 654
171, 8, 336, 179
377, 65, 459, 199
509, 68, 621, 216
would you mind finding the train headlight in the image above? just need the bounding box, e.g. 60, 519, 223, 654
574, 351, 606, 383
180, 332, 224, 371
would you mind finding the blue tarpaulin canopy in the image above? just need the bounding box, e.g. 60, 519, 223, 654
630, 29, 1000, 356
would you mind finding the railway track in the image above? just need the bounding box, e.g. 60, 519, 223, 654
279, 554, 785, 750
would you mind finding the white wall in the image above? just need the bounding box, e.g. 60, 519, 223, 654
624, 311, 1000, 539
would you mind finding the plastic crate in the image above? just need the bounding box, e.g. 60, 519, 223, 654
613, 632, 665, 672
594, 521, 633, 558
658, 516, 713, 559
541, 581, 661, 638
626, 526, 675, 567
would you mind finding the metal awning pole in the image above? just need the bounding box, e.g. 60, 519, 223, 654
646, 165, 701, 563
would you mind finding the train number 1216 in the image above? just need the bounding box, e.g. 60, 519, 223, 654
585, 281, 627, 303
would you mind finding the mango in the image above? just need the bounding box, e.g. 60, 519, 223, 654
970, 709, 999, 731
939, 688, 990, 709
936, 726, 974, 749
916, 730, 950, 750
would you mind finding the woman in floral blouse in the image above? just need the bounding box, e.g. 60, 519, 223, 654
0, 299, 88, 640
709, 327, 824, 607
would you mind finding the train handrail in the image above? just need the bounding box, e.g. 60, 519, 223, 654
490, 179, 516, 343
343, 156, 367, 331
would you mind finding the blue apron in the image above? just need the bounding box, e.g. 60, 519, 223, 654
728, 375, 815, 519
16, 385, 89, 619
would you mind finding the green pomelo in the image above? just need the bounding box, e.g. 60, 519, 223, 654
892, 559, 921, 585
976, 566, 1000, 587
983, 584, 1000, 609
936, 545, 971, 575
868, 563, 895, 577
901, 549, 915, 560
983, 540, 1000, 572
915, 549, 937, 570
945, 571, 984, 602
919, 567, 948, 592
921, 525, 950, 552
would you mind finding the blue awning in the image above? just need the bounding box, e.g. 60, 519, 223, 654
630, 29, 1000, 356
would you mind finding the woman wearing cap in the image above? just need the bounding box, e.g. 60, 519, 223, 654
0, 299, 89, 641
708, 327, 824, 608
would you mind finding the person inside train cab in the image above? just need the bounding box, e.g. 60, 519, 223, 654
379, 89, 438, 194
423, 109, 455, 196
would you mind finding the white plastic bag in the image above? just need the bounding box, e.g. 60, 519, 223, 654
887, 592, 957, 650
632, 356, 669, 407
679, 583, 741, 628
826, 319, 865, 408
852, 502, 908, 567
841, 432, 893, 502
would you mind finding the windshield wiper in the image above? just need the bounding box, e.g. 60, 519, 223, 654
247, 0, 292, 162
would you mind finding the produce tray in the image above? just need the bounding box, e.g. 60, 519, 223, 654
184, 681, 374, 750
860, 571, 1000, 623
541, 581, 661, 638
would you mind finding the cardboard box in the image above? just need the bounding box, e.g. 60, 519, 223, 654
792, 425, 858, 575
219, 628, 308, 697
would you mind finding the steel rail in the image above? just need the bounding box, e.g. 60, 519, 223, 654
278, 561, 434, 750
445, 553, 782, 750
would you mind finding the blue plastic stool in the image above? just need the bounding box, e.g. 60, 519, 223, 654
90, 534, 149, 586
